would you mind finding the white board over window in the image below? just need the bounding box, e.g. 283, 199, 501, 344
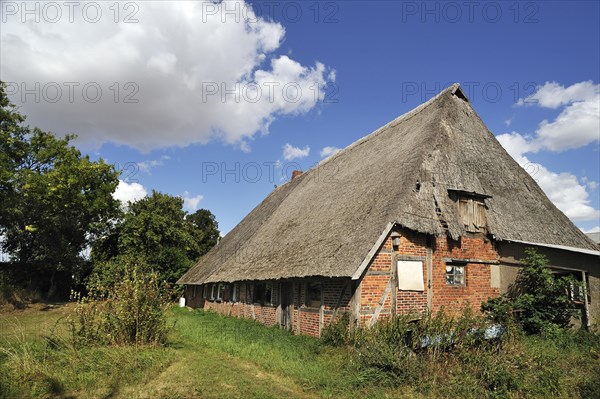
397, 261, 424, 291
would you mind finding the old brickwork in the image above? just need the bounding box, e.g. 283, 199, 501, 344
357, 228, 500, 325
185, 278, 353, 337
185, 229, 501, 337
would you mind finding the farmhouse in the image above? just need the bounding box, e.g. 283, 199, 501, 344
178, 84, 600, 336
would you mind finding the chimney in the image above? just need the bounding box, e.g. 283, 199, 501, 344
291, 170, 303, 181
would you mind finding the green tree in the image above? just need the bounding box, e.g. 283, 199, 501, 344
482, 248, 579, 334
0, 82, 120, 298
186, 208, 220, 261
91, 191, 219, 287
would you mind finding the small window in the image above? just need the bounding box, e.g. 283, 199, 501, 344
216, 283, 225, 301
254, 283, 265, 304
232, 283, 239, 302
446, 264, 465, 286
210, 284, 216, 300
306, 282, 322, 308
265, 283, 273, 305
203, 285, 208, 299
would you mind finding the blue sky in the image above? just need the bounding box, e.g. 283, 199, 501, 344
1, 0, 599, 235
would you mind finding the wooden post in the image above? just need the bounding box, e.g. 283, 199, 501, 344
391, 253, 398, 315
582, 271, 591, 328
426, 247, 433, 311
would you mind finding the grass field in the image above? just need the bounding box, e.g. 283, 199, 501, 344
0, 305, 599, 399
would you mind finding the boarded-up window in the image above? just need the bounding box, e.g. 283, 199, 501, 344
397, 261, 425, 291
458, 198, 486, 232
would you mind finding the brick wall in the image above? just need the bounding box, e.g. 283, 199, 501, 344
185, 278, 353, 337
357, 228, 500, 325
186, 230, 501, 335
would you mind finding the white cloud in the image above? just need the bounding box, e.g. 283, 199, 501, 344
1, 1, 335, 151
582, 226, 600, 233
497, 134, 600, 222
514, 81, 600, 152
112, 180, 148, 204
283, 143, 310, 161
320, 146, 341, 158
495, 81, 600, 223
534, 96, 600, 151
517, 81, 598, 109
182, 192, 204, 212
138, 155, 170, 174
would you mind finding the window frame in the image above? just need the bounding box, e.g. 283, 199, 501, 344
216, 283, 225, 301
232, 283, 239, 303
445, 263, 466, 286
265, 283, 273, 305
305, 281, 322, 308
203, 284, 208, 299
210, 284, 216, 300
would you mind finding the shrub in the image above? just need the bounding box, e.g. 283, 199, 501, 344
482, 248, 579, 334
68, 257, 171, 346
320, 312, 352, 347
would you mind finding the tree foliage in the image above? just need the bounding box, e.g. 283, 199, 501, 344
482, 248, 579, 334
0, 82, 120, 298
91, 191, 219, 287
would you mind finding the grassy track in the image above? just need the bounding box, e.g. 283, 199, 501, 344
0, 305, 598, 399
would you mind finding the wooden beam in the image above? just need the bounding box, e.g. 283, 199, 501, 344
369, 278, 393, 327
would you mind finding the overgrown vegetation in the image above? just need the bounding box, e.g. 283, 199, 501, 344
482, 248, 581, 334
1, 307, 598, 399
68, 258, 171, 346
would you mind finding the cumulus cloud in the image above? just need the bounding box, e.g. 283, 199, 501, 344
182, 192, 204, 212
283, 143, 310, 161
320, 146, 341, 158
497, 134, 600, 222
112, 180, 148, 204
514, 81, 600, 152
495, 81, 600, 222
1, 1, 335, 151
517, 81, 598, 109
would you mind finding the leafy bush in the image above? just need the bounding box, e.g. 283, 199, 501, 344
320, 312, 352, 346
482, 248, 579, 334
68, 257, 171, 346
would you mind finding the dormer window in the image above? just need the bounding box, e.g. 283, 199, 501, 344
448, 190, 490, 233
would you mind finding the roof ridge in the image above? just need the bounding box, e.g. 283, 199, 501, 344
310, 83, 461, 173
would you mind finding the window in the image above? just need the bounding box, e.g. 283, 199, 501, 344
216, 283, 225, 301
265, 283, 273, 305
446, 263, 465, 286
306, 282, 322, 308
254, 283, 265, 304
458, 197, 487, 233
232, 283, 239, 302
210, 284, 216, 300
203, 285, 208, 299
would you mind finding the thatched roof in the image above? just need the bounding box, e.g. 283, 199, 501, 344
178, 84, 598, 285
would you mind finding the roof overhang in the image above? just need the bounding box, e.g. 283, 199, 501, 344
351, 222, 395, 280
502, 239, 600, 257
